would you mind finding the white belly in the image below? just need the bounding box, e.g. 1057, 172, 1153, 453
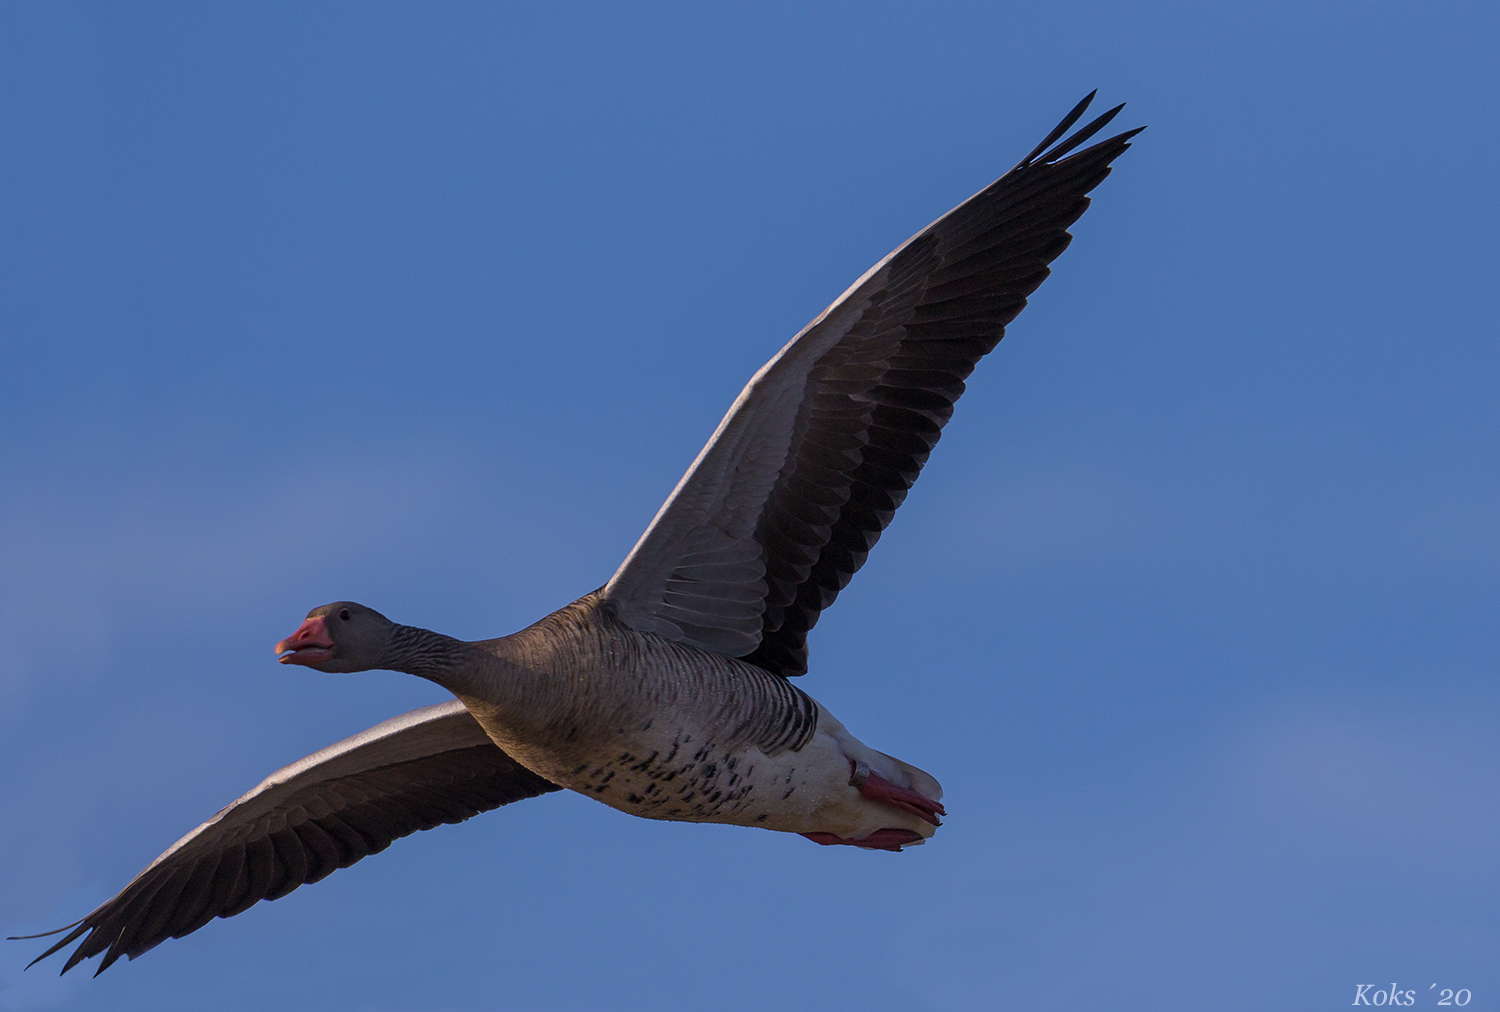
487, 696, 943, 844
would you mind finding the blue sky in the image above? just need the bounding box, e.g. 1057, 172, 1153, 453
2, 3, 1497, 1010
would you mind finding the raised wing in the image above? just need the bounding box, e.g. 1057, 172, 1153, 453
23, 701, 559, 975
603, 93, 1142, 675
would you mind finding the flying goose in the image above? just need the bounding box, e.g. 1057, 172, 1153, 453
21, 93, 1140, 975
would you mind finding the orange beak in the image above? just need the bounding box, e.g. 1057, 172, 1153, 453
274, 615, 335, 666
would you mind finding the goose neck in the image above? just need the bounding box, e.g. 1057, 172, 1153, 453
385, 624, 479, 687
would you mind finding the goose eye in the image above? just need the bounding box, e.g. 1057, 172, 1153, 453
339, 609, 351, 621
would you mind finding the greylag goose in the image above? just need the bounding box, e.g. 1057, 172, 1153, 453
22, 93, 1140, 975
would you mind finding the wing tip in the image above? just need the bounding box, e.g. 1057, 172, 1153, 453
13, 919, 94, 975
1018, 93, 1145, 170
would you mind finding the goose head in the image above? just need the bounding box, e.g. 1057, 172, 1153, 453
275, 602, 394, 673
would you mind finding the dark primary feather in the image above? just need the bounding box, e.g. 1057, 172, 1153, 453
1017, 89, 1099, 166
24, 703, 559, 975
741, 97, 1143, 676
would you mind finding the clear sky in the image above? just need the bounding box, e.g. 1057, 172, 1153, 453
2, 3, 1497, 1010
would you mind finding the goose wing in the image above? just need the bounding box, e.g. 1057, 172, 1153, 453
24, 700, 559, 975
603, 94, 1142, 676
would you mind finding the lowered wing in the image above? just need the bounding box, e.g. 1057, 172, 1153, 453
22, 700, 559, 975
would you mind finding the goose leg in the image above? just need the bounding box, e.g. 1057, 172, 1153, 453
848, 760, 945, 827
800, 829, 924, 852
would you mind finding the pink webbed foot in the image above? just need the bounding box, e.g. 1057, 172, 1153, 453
801, 829, 924, 852
850, 760, 945, 827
